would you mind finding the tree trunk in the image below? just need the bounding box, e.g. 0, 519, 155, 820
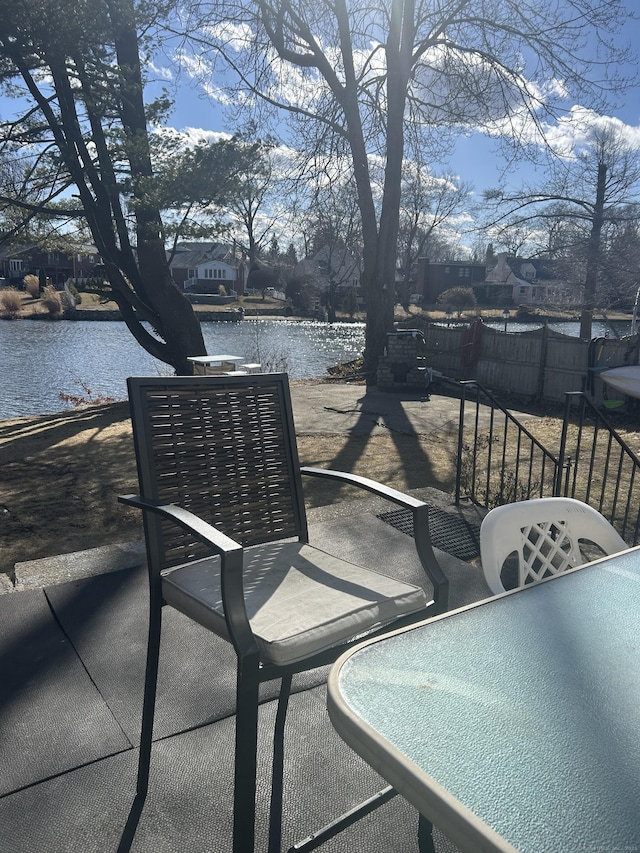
579, 161, 607, 341
108, 0, 205, 373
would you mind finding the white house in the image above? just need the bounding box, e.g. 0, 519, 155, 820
481, 253, 582, 307
169, 243, 246, 294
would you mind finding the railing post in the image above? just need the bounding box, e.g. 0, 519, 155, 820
556, 393, 574, 496
455, 382, 469, 505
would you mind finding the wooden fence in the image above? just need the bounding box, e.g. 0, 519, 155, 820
416, 321, 640, 405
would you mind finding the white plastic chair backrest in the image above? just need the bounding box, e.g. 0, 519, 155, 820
480, 497, 627, 595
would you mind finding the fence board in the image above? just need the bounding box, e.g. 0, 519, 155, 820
419, 322, 640, 403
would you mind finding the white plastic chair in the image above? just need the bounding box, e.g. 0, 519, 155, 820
480, 497, 627, 594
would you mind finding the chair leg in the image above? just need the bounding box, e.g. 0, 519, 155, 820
269, 674, 293, 853
136, 595, 163, 798
233, 657, 261, 853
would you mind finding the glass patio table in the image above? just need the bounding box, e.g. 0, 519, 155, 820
327, 546, 640, 853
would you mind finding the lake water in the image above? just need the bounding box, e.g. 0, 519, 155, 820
0, 319, 366, 420
1, 316, 631, 421
483, 319, 631, 337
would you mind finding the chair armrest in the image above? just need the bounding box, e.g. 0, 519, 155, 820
119, 494, 242, 556
118, 495, 256, 656
301, 467, 424, 509
300, 468, 449, 614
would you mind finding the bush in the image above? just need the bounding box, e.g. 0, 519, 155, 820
437, 286, 477, 316
42, 285, 63, 318
0, 287, 23, 318
217, 284, 227, 297
23, 274, 40, 298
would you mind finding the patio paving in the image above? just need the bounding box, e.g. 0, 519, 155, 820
0, 493, 490, 853
1, 380, 513, 851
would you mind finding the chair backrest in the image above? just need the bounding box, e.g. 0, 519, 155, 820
127, 373, 308, 571
480, 497, 627, 594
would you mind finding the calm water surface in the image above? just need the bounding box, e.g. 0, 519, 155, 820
0, 319, 365, 420
483, 319, 630, 336
1, 316, 630, 420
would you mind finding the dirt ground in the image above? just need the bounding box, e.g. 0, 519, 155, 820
3, 381, 638, 583
0, 393, 466, 581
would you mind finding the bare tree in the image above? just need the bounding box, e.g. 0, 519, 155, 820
397, 162, 472, 308
301, 172, 363, 321
224, 128, 292, 267
0, 0, 206, 373
182, 0, 634, 379
484, 125, 640, 337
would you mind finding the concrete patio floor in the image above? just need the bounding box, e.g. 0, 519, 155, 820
0, 488, 492, 853
1, 382, 509, 852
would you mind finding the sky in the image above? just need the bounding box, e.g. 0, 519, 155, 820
146, 3, 640, 253
2, 2, 640, 255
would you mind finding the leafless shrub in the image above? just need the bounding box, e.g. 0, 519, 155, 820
58, 380, 116, 408
0, 287, 23, 319
42, 284, 63, 318
23, 274, 40, 298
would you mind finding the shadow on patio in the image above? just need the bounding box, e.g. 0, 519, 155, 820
0, 494, 489, 853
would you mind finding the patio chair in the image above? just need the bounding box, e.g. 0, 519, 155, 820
480, 497, 627, 594
119, 373, 449, 853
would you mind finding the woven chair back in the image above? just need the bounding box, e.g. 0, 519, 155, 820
127, 373, 308, 570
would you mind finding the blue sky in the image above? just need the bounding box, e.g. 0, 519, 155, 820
2, 4, 639, 254
152, 9, 640, 195
145, 5, 640, 254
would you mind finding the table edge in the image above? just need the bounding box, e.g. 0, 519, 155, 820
327, 659, 520, 853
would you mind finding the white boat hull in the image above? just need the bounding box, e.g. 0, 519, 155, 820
601, 366, 640, 400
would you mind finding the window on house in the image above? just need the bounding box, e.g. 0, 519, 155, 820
9, 259, 23, 272
188, 269, 196, 279
47, 252, 59, 264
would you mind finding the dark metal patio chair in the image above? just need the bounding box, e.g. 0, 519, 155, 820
120, 373, 448, 853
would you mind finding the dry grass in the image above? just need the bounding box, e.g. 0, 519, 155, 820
0, 400, 461, 580
41, 285, 63, 318
0, 288, 23, 319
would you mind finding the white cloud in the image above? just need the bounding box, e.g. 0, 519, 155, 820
152, 125, 232, 148
147, 62, 174, 82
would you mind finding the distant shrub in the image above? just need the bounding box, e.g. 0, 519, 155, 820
0, 287, 23, 318
66, 281, 81, 304
58, 380, 116, 408
217, 284, 227, 297
42, 285, 63, 318
437, 286, 477, 317
23, 274, 40, 298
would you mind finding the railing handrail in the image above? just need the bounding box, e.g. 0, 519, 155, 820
455, 380, 560, 504
455, 380, 640, 546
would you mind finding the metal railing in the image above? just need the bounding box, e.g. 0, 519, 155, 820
557, 392, 640, 545
455, 381, 640, 545
455, 381, 560, 509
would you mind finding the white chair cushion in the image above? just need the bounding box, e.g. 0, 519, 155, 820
161, 542, 429, 666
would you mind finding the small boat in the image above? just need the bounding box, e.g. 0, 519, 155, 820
601, 365, 640, 400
